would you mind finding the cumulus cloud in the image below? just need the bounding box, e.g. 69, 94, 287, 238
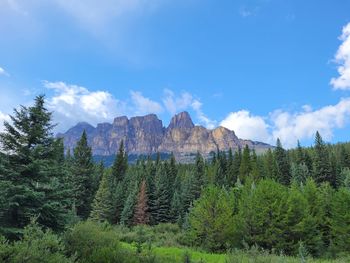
330, 23, 350, 90
221, 98, 350, 148
220, 110, 270, 142
130, 91, 163, 115
44, 81, 126, 131
162, 89, 216, 128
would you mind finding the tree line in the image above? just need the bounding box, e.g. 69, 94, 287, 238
0, 96, 350, 258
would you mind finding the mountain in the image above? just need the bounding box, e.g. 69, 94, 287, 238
57, 111, 272, 161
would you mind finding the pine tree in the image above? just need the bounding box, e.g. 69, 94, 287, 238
133, 180, 150, 225
330, 187, 350, 254
189, 186, 235, 251
0, 95, 70, 238
120, 183, 137, 226
239, 145, 251, 182
154, 163, 171, 223
111, 140, 128, 185
89, 172, 113, 222
339, 144, 350, 169
264, 148, 278, 180
275, 139, 291, 185
71, 130, 95, 219
170, 190, 182, 223
313, 132, 333, 185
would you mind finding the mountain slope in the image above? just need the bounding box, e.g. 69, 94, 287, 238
57, 111, 272, 157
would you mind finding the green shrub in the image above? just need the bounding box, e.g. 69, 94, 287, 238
64, 221, 136, 263
0, 222, 73, 263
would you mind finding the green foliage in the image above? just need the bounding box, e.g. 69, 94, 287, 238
90, 172, 114, 223
64, 221, 136, 263
0, 95, 71, 238
0, 220, 73, 263
72, 130, 95, 219
188, 186, 235, 251
330, 187, 350, 255
275, 139, 291, 185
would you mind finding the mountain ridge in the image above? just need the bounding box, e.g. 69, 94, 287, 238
58, 111, 272, 159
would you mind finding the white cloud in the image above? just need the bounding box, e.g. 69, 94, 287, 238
130, 91, 163, 115
0, 111, 11, 133
330, 23, 350, 90
162, 89, 193, 115
0, 67, 9, 77
191, 99, 216, 129
220, 110, 270, 142
221, 98, 350, 148
44, 81, 126, 131
162, 89, 216, 128
271, 98, 350, 147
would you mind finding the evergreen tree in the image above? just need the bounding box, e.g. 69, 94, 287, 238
111, 140, 128, 185
170, 190, 182, 223
275, 139, 291, 185
71, 130, 95, 219
0, 95, 70, 238
154, 163, 171, 223
264, 148, 278, 180
330, 187, 350, 254
239, 145, 251, 182
189, 186, 235, 251
291, 163, 310, 184
133, 180, 150, 225
238, 179, 288, 251
120, 183, 138, 226
89, 172, 113, 223
313, 132, 333, 185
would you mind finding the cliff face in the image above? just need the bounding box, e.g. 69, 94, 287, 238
58, 111, 272, 156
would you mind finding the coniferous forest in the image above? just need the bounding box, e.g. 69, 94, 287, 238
1, 96, 350, 263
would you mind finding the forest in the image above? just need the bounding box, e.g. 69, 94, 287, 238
1, 96, 350, 262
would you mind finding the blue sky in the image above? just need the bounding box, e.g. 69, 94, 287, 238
1, 0, 350, 148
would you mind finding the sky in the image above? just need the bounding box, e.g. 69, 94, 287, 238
1, 0, 350, 148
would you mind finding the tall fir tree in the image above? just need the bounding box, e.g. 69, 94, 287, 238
89, 172, 113, 222
313, 132, 333, 185
0, 95, 70, 238
111, 140, 128, 185
239, 145, 251, 182
275, 138, 291, 185
72, 130, 95, 219
154, 163, 171, 223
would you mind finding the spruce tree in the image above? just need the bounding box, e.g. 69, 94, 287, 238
111, 140, 128, 185
89, 172, 113, 222
239, 145, 251, 182
154, 163, 171, 223
313, 132, 333, 185
275, 139, 291, 185
264, 148, 278, 180
0, 95, 70, 238
330, 188, 350, 254
72, 130, 95, 219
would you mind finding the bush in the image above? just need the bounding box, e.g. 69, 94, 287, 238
64, 221, 137, 263
0, 221, 73, 263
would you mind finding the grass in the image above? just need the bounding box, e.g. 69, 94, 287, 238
120, 242, 350, 263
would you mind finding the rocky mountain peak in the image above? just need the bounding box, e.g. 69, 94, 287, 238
113, 116, 128, 126
168, 111, 194, 130
58, 112, 272, 160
